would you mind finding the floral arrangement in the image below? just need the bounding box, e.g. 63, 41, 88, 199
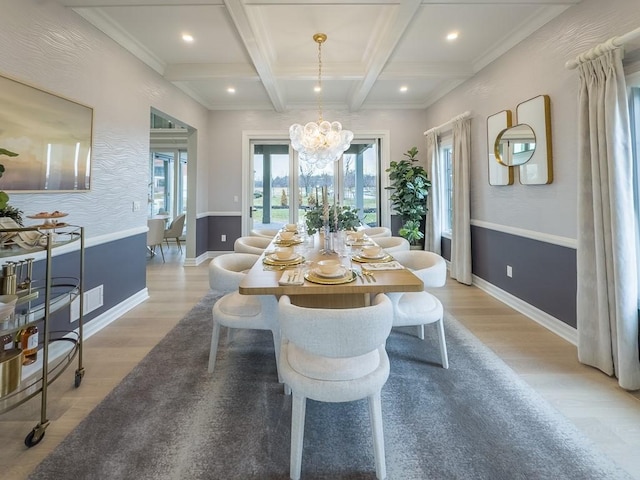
304, 203, 361, 234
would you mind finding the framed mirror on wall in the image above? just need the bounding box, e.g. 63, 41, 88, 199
487, 110, 513, 186
0, 74, 93, 191
517, 95, 552, 185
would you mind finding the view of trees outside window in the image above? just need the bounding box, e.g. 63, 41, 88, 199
252, 141, 380, 230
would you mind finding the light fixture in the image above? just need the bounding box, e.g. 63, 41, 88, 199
446, 31, 459, 41
227, 87, 236, 94
400, 85, 408, 93
289, 33, 353, 168
182, 33, 194, 43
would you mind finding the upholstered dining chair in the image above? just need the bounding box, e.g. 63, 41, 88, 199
387, 250, 448, 368
163, 213, 186, 252
146, 218, 165, 262
374, 236, 410, 253
250, 228, 279, 239
234, 235, 272, 255
278, 294, 394, 480
361, 226, 391, 238
208, 253, 281, 381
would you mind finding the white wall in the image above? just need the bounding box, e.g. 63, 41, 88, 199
0, 0, 210, 239
206, 108, 428, 213
423, 0, 640, 241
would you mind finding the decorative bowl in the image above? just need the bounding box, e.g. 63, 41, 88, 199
275, 246, 294, 260
362, 245, 382, 258
316, 259, 342, 275
280, 231, 295, 241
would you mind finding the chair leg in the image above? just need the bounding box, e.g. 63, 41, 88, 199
271, 329, 283, 383
418, 324, 425, 340
208, 320, 221, 373
368, 392, 387, 480
290, 393, 307, 480
176, 237, 182, 253
436, 318, 449, 369
158, 244, 165, 263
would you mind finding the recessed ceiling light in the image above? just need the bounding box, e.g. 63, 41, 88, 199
227, 87, 236, 94
314, 85, 321, 93
400, 86, 408, 93
446, 32, 459, 41
182, 33, 194, 43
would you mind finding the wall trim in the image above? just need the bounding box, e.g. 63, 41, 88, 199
472, 275, 577, 345
471, 220, 577, 249
200, 211, 242, 217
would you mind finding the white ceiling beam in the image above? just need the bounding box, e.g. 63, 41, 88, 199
380, 62, 475, 78
348, 0, 422, 111
223, 0, 286, 112
164, 63, 258, 81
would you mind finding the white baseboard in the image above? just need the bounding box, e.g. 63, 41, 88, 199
471, 275, 577, 346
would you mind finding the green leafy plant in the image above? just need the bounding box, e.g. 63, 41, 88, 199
304, 203, 362, 234
385, 147, 431, 244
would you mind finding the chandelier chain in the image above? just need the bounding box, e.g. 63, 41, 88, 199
317, 37, 323, 122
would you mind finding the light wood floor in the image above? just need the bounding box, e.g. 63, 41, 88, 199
1, 247, 639, 479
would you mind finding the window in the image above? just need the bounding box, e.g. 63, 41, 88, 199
440, 140, 453, 236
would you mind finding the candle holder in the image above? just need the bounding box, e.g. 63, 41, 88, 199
320, 223, 335, 255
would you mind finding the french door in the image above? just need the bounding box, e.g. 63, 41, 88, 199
246, 137, 383, 235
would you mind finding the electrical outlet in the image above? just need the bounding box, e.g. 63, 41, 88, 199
132, 201, 141, 212
221, 234, 226, 242
506, 265, 513, 278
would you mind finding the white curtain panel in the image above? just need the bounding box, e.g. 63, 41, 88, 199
576, 48, 640, 390
450, 118, 472, 285
425, 131, 442, 254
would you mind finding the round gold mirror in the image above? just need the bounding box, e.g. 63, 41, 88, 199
495, 124, 536, 167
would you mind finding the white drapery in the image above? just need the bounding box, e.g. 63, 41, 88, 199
425, 131, 442, 254
576, 48, 640, 390
450, 118, 472, 285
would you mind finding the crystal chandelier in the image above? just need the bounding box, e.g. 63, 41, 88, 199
289, 33, 353, 168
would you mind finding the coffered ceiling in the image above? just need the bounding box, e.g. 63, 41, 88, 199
59, 1, 581, 112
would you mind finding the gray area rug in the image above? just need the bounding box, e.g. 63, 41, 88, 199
29, 291, 630, 480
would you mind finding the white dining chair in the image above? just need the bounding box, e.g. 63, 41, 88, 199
146, 218, 165, 262
278, 293, 394, 480
374, 236, 410, 253
163, 213, 186, 252
250, 228, 279, 239
386, 250, 449, 368
233, 235, 272, 255
208, 253, 281, 381
362, 226, 391, 238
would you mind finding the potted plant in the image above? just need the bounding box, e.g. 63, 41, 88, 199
0, 148, 23, 225
385, 147, 431, 246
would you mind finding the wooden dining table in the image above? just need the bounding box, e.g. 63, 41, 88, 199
239, 233, 424, 308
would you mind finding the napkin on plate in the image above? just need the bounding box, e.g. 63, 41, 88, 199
278, 268, 305, 285
361, 261, 404, 271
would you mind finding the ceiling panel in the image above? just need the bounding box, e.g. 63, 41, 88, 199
64, 0, 579, 111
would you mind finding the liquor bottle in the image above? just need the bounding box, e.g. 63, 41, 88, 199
19, 326, 38, 365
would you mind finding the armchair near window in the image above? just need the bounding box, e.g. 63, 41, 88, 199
164, 214, 186, 252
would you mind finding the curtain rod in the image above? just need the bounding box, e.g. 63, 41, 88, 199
565, 25, 640, 69
423, 111, 471, 136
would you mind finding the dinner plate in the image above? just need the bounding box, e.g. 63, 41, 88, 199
313, 266, 348, 278
351, 253, 394, 263
304, 269, 357, 285
359, 251, 385, 259
274, 237, 303, 246
263, 254, 305, 266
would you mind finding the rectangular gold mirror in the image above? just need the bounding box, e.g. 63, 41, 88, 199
516, 95, 552, 185
487, 110, 513, 186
